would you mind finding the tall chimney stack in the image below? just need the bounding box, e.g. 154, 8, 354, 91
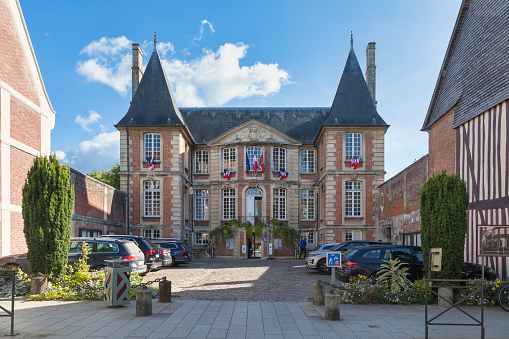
132, 43, 143, 100
365, 42, 377, 108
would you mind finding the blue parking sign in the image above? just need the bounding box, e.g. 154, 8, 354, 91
326, 252, 342, 267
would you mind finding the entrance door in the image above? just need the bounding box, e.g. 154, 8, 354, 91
246, 189, 262, 258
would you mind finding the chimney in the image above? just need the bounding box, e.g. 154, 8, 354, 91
365, 42, 377, 108
132, 43, 143, 100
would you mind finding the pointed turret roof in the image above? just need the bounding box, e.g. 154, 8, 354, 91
116, 46, 185, 127
323, 43, 387, 127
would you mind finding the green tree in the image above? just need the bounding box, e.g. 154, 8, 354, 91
22, 154, 74, 277
420, 171, 469, 280
88, 164, 120, 190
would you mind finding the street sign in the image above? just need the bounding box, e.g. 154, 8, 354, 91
263, 237, 268, 242
326, 252, 342, 267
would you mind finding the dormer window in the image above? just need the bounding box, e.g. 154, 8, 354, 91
345, 133, 361, 160
144, 133, 161, 161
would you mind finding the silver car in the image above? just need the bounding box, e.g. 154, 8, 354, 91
305, 243, 339, 273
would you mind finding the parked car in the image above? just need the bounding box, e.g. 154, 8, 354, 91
306, 241, 390, 275
0, 237, 148, 274
335, 245, 498, 283
143, 238, 174, 267
99, 235, 162, 271
151, 239, 192, 266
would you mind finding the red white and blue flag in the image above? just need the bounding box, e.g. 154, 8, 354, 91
252, 154, 259, 172
147, 157, 154, 171
223, 169, 231, 180
350, 155, 360, 170
279, 169, 287, 180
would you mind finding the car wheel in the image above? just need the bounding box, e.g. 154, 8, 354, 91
317, 259, 331, 275
169, 256, 177, 267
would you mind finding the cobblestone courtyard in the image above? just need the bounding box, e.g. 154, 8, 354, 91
144, 259, 324, 302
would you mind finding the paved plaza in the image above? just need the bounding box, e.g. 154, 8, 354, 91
0, 259, 508, 338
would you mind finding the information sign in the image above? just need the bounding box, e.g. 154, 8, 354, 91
326, 252, 342, 267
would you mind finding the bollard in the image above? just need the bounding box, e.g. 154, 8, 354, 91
136, 289, 152, 316
159, 280, 171, 303
313, 283, 324, 305
325, 290, 341, 321
31, 276, 48, 295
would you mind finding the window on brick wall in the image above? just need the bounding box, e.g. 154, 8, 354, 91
144, 181, 160, 217
301, 232, 315, 245
345, 230, 362, 241
222, 188, 236, 220
194, 232, 209, 245
273, 188, 287, 220
195, 150, 209, 174
144, 133, 161, 162
246, 146, 262, 172
222, 148, 236, 171
194, 190, 209, 220
301, 150, 315, 173
80, 229, 102, 237
345, 181, 362, 217
272, 147, 286, 171
301, 190, 315, 220
143, 229, 160, 239
345, 133, 361, 160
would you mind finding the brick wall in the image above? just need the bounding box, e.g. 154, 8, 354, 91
10, 97, 40, 151
427, 108, 456, 176
10, 147, 35, 206
10, 212, 27, 254
377, 155, 428, 243
0, 0, 40, 105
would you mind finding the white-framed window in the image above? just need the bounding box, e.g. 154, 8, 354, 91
144, 133, 161, 161
195, 150, 209, 174
144, 181, 161, 217
194, 190, 209, 220
273, 188, 287, 220
345, 230, 362, 241
246, 146, 262, 172
226, 239, 234, 249
222, 188, 236, 220
80, 229, 102, 237
194, 232, 209, 245
301, 150, 315, 173
301, 190, 315, 220
222, 148, 236, 171
143, 229, 160, 239
345, 133, 361, 160
301, 232, 314, 245
345, 181, 362, 217
272, 147, 286, 171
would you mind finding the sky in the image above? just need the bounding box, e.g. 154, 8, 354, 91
20, 0, 461, 179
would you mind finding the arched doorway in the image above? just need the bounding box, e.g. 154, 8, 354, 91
246, 188, 262, 258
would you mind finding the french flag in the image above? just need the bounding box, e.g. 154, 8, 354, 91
252, 154, 259, 172
223, 169, 231, 180
147, 157, 154, 171
279, 169, 287, 180
351, 155, 360, 170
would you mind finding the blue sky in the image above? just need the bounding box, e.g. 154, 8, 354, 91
20, 0, 460, 179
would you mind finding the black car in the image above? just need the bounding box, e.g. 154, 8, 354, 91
336, 245, 498, 283
99, 235, 162, 271
151, 239, 192, 266
0, 237, 148, 274
143, 238, 174, 267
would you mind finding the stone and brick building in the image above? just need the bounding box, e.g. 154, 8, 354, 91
116, 36, 388, 258
0, 0, 55, 255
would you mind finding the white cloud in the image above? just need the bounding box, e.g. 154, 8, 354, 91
76, 36, 132, 95
75, 110, 102, 132
76, 35, 290, 105
163, 43, 290, 106
195, 20, 215, 42
56, 132, 120, 173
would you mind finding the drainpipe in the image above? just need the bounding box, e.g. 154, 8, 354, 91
125, 127, 130, 235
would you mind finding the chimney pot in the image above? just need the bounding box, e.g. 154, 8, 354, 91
132, 43, 144, 100
365, 42, 377, 108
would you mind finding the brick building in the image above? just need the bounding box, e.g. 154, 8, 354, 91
377, 0, 509, 278
0, 0, 55, 255
116, 36, 388, 258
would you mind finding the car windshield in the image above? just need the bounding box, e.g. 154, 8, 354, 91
144, 238, 160, 248
413, 248, 423, 261
343, 248, 359, 258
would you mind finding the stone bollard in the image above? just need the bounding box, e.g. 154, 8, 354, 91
325, 291, 341, 321
313, 283, 324, 305
136, 289, 152, 316
31, 276, 48, 295
438, 287, 453, 308
159, 280, 171, 303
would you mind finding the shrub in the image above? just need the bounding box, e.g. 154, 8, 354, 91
22, 154, 74, 278
376, 258, 412, 292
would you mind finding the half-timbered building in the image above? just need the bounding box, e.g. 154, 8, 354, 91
116, 37, 389, 258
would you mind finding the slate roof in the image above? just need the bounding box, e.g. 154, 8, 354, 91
323, 46, 387, 127
179, 107, 329, 144
422, 0, 509, 130
116, 48, 185, 127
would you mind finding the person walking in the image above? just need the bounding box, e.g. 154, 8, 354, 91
299, 237, 307, 259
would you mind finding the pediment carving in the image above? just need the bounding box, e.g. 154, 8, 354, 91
234, 126, 274, 142
208, 121, 300, 146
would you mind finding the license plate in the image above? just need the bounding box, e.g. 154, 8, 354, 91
138, 261, 144, 265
